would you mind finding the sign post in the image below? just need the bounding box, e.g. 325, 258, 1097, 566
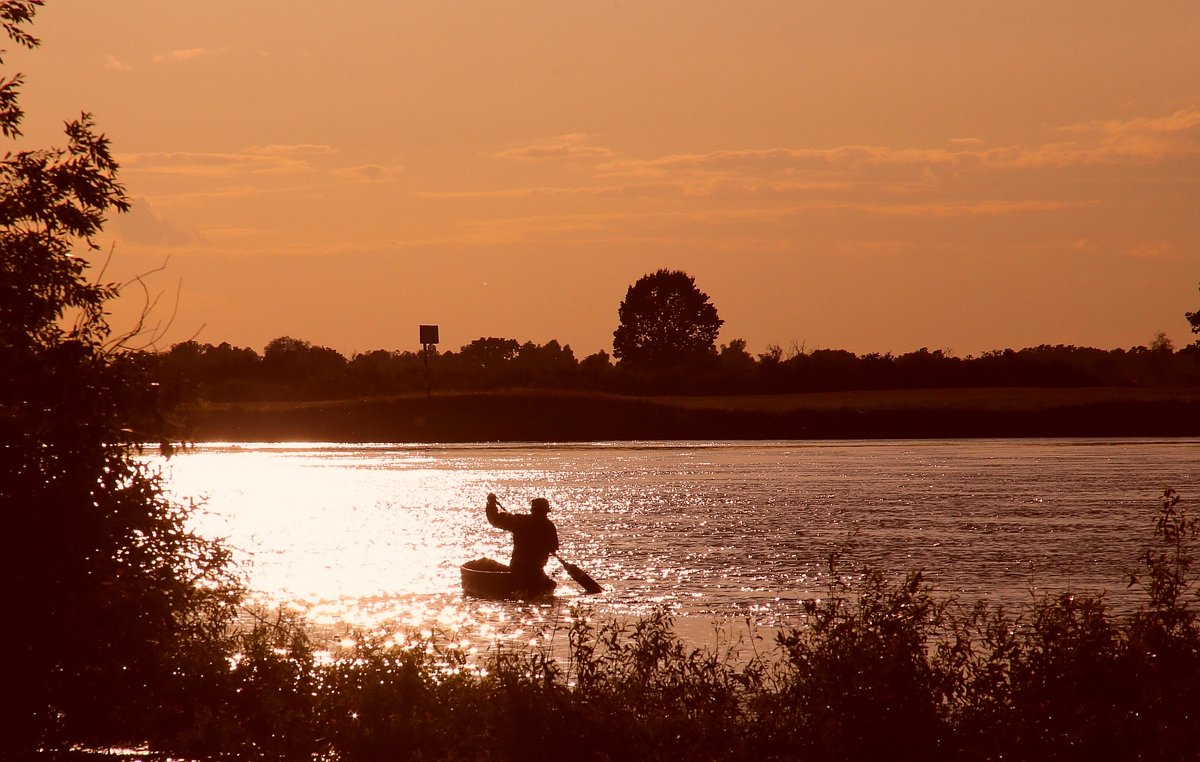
419, 325, 439, 395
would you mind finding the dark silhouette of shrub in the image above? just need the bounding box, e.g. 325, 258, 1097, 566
1, 6, 242, 753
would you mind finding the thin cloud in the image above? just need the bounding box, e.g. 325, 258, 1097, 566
607, 107, 1200, 179
147, 183, 325, 203
152, 47, 223, 64
604, 146, 962, 176
332, 164, 404, 182
867, 199, 1097, 217
193, 225, 284, 246
103, 55, 133, 72
1064, 108, 1200, 139
252, 144, 337, 157
984, 108, 1200, 168
496, 134, 615, 161
111, 197, 198, 246
575, 106, 1200, 203
121, 150, 314, 177
595, 145, 966, 198
444, 195, 1104, 248
1126, 241, 1178, 259
122, 146, 397, 189
397, 107, 1200, 254
416, 182, 667, 200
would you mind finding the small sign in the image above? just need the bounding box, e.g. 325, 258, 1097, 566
419, 324, 439, 345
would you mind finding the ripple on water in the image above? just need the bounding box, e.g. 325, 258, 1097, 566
157, 438, 1199, 647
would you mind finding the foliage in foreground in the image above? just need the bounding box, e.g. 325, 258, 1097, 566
1, 2, 243, 752
73, 488, 1195, 762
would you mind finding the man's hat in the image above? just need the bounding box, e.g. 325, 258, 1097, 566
531, 497, 550, 514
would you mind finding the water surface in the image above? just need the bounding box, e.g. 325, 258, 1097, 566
158, 438, 1198, 648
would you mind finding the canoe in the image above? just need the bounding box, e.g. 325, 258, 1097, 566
460, 557, 556, 600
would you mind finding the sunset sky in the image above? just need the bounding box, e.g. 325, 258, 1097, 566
12, 1, 1200, 358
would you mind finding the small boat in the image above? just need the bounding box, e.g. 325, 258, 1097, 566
460, 557, 556, 600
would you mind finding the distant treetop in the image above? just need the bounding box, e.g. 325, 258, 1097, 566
612, 269, 723, 367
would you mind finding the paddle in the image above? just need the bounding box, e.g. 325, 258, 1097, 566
555, 553, 603, 595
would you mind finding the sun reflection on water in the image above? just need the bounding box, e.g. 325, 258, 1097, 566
159, 444, 607, 652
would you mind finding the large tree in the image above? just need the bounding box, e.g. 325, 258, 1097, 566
612, 269, 724, 367
1, 3, 240, 752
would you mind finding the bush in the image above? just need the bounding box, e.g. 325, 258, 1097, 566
1, 5, 243, 752
770, 569, 952, 761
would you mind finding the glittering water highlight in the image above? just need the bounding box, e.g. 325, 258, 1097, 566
156, 438, 1198, 647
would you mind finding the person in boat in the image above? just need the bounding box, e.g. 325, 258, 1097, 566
486, 493, 559, 593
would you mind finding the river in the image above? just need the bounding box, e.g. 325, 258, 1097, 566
157, 438, 1198, 651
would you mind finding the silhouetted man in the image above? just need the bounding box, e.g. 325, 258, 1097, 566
486, 493, 559, 593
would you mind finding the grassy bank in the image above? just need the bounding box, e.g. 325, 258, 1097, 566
70, 489, 1200, 761
180, 386, 1200, 442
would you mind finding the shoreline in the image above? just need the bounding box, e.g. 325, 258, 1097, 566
179, 386, 1200, 442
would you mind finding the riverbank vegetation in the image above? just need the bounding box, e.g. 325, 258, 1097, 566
33, 488, 1200, 761
154, 333, 1200, 403
180, 385, 1200, 441
151, 331, 1200, 441
158, 323, 1200, 442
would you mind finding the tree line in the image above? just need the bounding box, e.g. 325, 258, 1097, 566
150, 269, 1200, 401
153, 334, 1200, 403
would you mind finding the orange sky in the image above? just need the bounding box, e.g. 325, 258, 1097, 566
12, 1, 1200, 358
